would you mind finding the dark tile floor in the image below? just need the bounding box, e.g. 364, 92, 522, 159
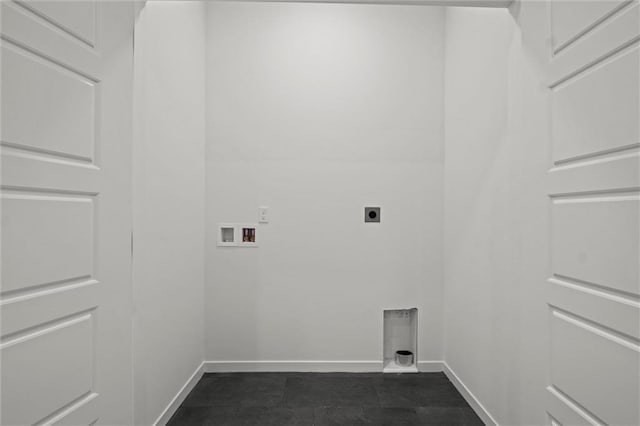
167, 372, 484, 426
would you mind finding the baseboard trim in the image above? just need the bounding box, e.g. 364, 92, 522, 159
153, 361, 205, 426
204, 360, 445, 373
443, 362, 499, 426
204, 360, 382, 372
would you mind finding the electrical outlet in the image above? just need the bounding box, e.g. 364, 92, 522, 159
365, 207, 380, 223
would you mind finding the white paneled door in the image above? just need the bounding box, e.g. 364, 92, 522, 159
1, 1, 135, 425
546, 1, 640, 425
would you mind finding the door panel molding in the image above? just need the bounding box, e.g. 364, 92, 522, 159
546, 1, 640, 424
1, 1, 134, 424
12, 0, 98, 48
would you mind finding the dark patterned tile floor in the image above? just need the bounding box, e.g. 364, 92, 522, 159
167, 372, 484, 426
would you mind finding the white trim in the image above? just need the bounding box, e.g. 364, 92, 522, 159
204, 360, 446, 373
204, 360, 382, 372
443, 362, 499, 426
153, 361, 205, 426
384, 363, 419, 374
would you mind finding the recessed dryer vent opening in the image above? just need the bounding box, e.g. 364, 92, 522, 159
383, 308, 418, 373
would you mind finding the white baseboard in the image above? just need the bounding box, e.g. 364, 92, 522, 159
443, 362, 499, 426
204, 360, 382, 372
153, 361, 205, 426
204, 360, 445, 373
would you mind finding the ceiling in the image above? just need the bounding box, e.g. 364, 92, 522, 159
219, 0, 513, 8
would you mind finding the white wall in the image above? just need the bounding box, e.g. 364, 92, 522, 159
133, 2, 206, 424
130, 3, 557, 423
443, 4, 550, 425
204, 1, 445, 367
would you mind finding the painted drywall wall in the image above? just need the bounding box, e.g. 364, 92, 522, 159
443, 4, 549, 425
204, 1, 445, 367
132, 2, 206, 424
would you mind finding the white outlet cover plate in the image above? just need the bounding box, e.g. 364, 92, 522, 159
259, 206, 269, 223
217, 223, 238, 247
